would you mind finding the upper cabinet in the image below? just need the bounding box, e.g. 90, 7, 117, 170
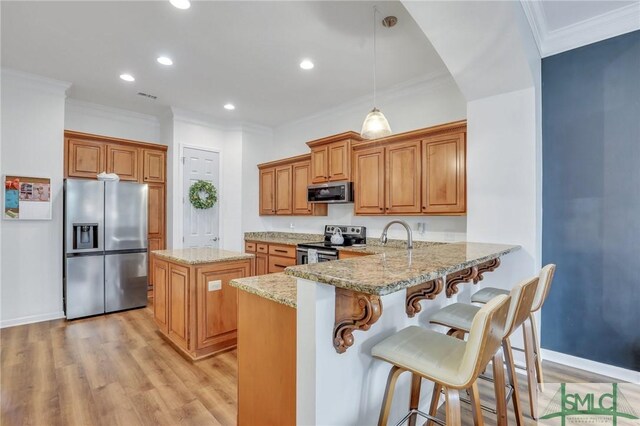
67, 138, 106, 179
143, 149, 166, 183
422, 132, 466, 214
353, 120, 467, 216
307, 132, 362, 183
258, 154, 327, 217
107, 144, 139, 181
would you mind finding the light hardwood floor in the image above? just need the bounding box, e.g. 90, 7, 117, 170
0, 304, 617, 426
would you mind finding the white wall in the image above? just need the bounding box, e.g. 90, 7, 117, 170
65, 98, 161, 144
252, 76, 469, 242
1, 70, 70, 327
168, 109, 245, 252
241, 126, 274, 234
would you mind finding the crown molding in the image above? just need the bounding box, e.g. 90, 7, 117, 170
171, 107, 273, 135
1, 68, 71, 95
66, 98, 160, 127
521, 1, 640, 58
278, 70, 455, 130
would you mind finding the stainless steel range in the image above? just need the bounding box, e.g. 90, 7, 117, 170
296, 225, 366, 264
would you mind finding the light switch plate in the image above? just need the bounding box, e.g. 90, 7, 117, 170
208, 280, 222, 291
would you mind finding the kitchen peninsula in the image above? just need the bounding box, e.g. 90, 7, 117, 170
231, 240, 519, 425
150, 248, 254, 361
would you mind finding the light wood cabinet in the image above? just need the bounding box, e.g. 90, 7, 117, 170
245, 240, 297, 276
352, 120, 467, 216
143, 149, 165, 183
307, 132, 362, 184
422, 133, 466, 214
258, 154, 327, 217
255, 253, 268, 275
152, 258, 169, 333
338, 250, 372, 260
386, 140, 422, 214
67, 138, 106, 178
268, 255, 296, 273
151, 254, 252, 360
353, 146, 386, 215
259, 168, 276, 215
106, 144, 138, 181
275, 165, 293, 215
147, 183, 165, 243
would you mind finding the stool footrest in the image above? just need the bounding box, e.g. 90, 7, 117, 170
394, 409, 446, 426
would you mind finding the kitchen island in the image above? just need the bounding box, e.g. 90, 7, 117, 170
150, 247, 254, 361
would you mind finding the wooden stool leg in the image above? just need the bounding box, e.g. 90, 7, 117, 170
427, 383, 442, 426
492, 350, 508, 426
523, 320, 538, 419
408, 373, 422, 426
529, 313, 544, 391
378, 366, 404, 426
444, 387, 462, 426
469, 382, 484, 426
503, 339, 525, 426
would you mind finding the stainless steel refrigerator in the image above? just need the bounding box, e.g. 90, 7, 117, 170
64, 179, 148, 320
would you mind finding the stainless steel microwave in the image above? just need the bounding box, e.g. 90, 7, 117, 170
307, 181, 353, 204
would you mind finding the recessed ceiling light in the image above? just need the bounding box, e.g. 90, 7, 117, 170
157, 56, 173, 66
170, 0, 190, 9
300, 59, 314, 70
119, 73, 135, 82
224, 103, 235, 111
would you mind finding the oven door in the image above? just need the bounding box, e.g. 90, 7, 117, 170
297, 248, 338, 264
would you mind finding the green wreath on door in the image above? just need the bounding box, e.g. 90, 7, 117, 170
189, 180, 218, 209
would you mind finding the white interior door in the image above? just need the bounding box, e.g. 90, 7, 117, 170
183, 147, 220, 248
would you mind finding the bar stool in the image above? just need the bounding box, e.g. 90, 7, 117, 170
471, 264, 556, 419
372, 294, 511, 426
429, 276, 540, 425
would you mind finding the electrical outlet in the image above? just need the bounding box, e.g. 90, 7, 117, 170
289, 222, 295, 230
208, 280, 222, 291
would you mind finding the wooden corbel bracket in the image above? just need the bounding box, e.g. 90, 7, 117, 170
445, 266, 479, 297
473, 258, 501, 284
405, 277, 445, 318
333, 287, 383, 354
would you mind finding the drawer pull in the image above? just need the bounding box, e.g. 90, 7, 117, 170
275, 264, 287, 268
275, 249, 286, 253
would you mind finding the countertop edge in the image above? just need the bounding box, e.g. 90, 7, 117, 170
229, 278, 297, 308
284, 245, 521, 296
151, 251, 255, 265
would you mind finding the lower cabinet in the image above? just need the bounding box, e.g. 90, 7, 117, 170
245, 240, 297, 275
150, 254, 252, 360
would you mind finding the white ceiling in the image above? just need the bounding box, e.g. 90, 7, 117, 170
1, 1, 449, 127
521, 0, 640, 57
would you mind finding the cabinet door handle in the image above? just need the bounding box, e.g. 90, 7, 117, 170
274, 264, 287, 268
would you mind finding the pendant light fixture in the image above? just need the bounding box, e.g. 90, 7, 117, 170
360, 7, 392, 140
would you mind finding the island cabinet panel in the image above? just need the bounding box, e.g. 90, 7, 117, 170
386, 140, 422, 214
106, 144, 139, 181
275, 165, 293, 215
238, 290, 296, 426
168, 264, 190, 350
67, 138, 106, 178
152, 258, 169, 333
422, 133, 466, 214
310, 146, 329, 183
259, 168, 276, 215
353, 146, 386, 215
142, 149, 165, 183
328, 140, 350, 181
195, 261, 251, 355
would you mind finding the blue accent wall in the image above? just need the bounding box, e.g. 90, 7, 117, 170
542, 30, 640, 371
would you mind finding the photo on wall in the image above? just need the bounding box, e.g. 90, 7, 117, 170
4, 175, 52, 220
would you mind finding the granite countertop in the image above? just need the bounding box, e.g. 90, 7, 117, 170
244, 231, 323, 246
152, 248, 254, 265
229, 273, 297, 308
285, 242, 520, 296
339, 240, 445, 255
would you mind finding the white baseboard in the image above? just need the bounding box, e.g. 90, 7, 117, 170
0, 311, 66, 329
541, 348, 640, 383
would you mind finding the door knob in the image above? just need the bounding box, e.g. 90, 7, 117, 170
212, 237, 219, 242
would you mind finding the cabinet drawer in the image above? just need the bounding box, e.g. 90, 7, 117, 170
268, 255, 296, 273
245, 242, 256, 253
268, 244, 296, 258
257, 243, 269, 254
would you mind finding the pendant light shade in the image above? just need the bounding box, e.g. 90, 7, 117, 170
361, 108, 392, 139
361, 7, 392, 140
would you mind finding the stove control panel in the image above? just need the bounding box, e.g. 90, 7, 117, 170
324, 225, 366, 238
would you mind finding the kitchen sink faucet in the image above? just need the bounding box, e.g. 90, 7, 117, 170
380, 220, 413, 250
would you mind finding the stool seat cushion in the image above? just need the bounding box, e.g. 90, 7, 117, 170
471, 287, 509, 304
372, 325, 467, 387
429, 303, 480, 332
